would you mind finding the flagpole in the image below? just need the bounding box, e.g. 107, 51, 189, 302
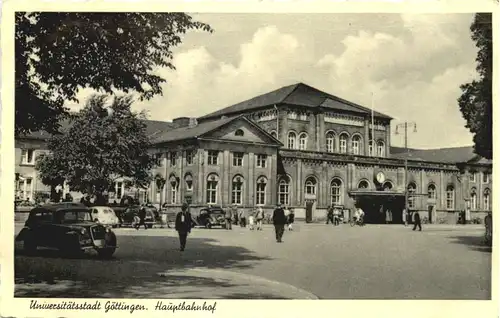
371, 92, 375, 155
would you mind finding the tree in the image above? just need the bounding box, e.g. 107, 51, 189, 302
36, 95, 158, 204
15, 12, 213, 136
458, 13, 492, 159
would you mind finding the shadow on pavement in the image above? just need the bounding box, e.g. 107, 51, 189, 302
15, 235, 273, 298
449, 235, 492, 253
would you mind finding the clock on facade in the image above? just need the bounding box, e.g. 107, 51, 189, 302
376, 172, 385, 184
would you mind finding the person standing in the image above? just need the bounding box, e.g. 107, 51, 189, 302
287, 208, 295, 231
326, 206, 334, 225
135, 207, 148, 230
175, 203, 192, 251
412, 211, 422, 231
255, 206, 264, 231
402, 208, 408, 226
239, 208, 247, 228
224, 205, 233, 230
272, 203, 287, 243
333, 207, 341, 226
484, 212, 492, 245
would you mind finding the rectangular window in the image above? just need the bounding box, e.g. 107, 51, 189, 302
232, 152, 244, 167
256, 154, 267, 168
208, 151, 218, 165
482, 173, 490, 183
186, 150, 194, 165
206, 180, 217, 204
231, 180, 243, 205
279, 183, 289, 206
446, 191, 455, 210
20, 178, 33, 201
115, 182, 123, 199
469, 172, 476, 182
21, 149, 35, 165
170, 152, 177, 167
339, 139, 347, 153
256, 183, 266, 205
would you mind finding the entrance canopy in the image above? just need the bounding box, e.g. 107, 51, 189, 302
349, 190, 405, 197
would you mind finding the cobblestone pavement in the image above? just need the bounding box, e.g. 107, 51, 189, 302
14, 223, 491, 299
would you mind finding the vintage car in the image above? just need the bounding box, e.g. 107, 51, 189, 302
121, 206, 155, 228
89, 206, 120, 227
16, 202, 117, 258
194, 207, 226, 229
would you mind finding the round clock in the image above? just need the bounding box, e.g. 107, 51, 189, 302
376, 172, 385, 184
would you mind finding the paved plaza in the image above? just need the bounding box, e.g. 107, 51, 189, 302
14, 223, 491, 299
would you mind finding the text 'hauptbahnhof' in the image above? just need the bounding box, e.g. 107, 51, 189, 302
16, 83, 492, 224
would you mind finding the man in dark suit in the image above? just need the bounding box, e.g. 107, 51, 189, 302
412, 211, 422, 231
135, 207, 148, 230
272, 203, 287, 243
175, 203, 193, 251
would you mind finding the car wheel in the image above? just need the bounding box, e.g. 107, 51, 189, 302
97, 247, 116, 259
24, 236, 37, 255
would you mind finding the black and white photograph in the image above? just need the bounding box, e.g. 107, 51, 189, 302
0, 2, 497, 317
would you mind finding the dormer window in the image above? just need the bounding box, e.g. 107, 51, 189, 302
235, 129, 244, 137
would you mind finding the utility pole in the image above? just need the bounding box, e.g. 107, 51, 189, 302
395, 122, 417, 212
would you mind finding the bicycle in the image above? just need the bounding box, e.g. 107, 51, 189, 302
349, 217, 364, 227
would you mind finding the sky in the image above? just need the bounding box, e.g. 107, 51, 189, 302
67, 13, 480, 149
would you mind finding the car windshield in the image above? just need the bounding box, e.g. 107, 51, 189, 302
58, 210, 92, 223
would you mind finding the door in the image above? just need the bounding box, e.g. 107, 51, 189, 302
427, 205, 434, 224
305, 201, 314, 223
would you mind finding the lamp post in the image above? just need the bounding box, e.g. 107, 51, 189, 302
395, 122, 417, 213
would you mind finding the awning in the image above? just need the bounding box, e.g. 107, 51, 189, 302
349, 190, 405, 197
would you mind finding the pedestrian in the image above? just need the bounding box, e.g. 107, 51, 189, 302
135, 207, 148, 230
484, 212, 492, 245
385, 208, 393, 224
412, 211, 422, 231
333, 207, 340, 226
239, 208, 247, 228
255, 206, 264, 230
402, 208, 408, 226
175, 203, 193, 251
232, 204, 239, 226
225, 205, 233, 230
287, 208, 295, 231
272, 203, 287, 243
326, 205, 334, 225
248, 211, 255, 230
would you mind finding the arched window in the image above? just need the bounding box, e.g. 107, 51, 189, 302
446, 185, 455, 210
351, 135, 362, 155
185, 173, 193, 192
305, 177, 317, 196
288, 132, 297, 149
484, 188, 490, 210
368, 140, 374, 156
256, 176, 267, 205
470, 188, 477, 210
377, 140, 386, 157
278, 176, 291, 205
169, 175, 179, 204
407, 182, 417, 209
298, 133, 308, 150
235, 129, 244, 136
231, 175, 244, 205
427, 184, 436, 200
382, 181, 393, 191
326, 131, 335, 153
206, 174, 219, 204
358, 180, 369, 189
270, 130, 277, 139
339, 133, 348, 153
330, 178, 343, 205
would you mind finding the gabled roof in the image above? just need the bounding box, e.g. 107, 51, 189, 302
150, 115, 283, 145
390, 146, 492, 165
198, 82, 392, 121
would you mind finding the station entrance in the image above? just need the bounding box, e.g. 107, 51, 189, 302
350, 191, 406, 224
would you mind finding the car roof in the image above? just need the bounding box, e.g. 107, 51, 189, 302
32, 202, 90, 213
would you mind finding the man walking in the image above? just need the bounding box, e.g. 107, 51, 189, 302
225, 205, 234, 230
412, 211, 422, 231
326, 206, 334, 225
175, 203, 193, 251
255, 206, 264, 231
135, 207, 148, 230
272, 203, 287, 243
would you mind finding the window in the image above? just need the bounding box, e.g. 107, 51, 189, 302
256, 154, 267, 168
186, 150, 195, 165
115, 181, 124, 199
351, 135, 361, 155
170, 152, 177, 167
470, 188, 477, 210
208, 151, 219, 165
232, 152, 244, 166
383, 182, 393, 191
21, 149, 35, 165
368, 140, 374, 156
305, 177, 317, 196
358, 180, 369, 189
256, 177, 267, 205
446, 185, 455, 210
270, 131, 277, 139
330, 178, 343, 205
377, 141, 385, 157
299, 133, 308, 150
482, 173, 490, 183
427, 184, 437, 200
298, 113, 308, 121
231, 176, 244, 205
326, 132, 335, 153
17, 177, 33, 201
484, 189, 490, 210
407, 183, 416, 209
185, 174, 193, 191
339, 134, 348, 153
170, 181, 179, 204
469, 172, 476, 182
278, 176, 290, 205
288, 132, 297, 149
206, 174, 219, 204
235, 129, 244, 136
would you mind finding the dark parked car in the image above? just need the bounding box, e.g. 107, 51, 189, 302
121, 206, 155, 228
16, 202, 117, 258
195, 207, 226, 229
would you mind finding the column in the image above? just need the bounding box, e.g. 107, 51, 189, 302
197, 149, 204, 205
270, 153, 277, 205
296, 159, 302, 206
222, 150, 230, 205
179, 151, 184, 204
248, 152, 255, 206
279, 110, 289, 146
440, 170, 445, 208
386, 124, 391, 156
420, 169, 425, 210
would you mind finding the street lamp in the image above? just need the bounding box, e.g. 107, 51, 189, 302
395, 122, 417, 213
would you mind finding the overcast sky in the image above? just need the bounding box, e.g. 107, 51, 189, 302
68, 13, 479, 149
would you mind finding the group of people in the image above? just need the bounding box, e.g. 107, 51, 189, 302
326, 206, 344, 225
222, 203, 295, 232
